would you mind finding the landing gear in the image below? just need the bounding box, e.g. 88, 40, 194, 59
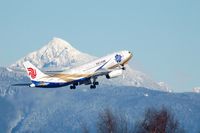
69, 79, 99, 89
90, 84, 96, 89
90, 77, 99, 89
94, 81, 99, 85
121, 65, 126, 70
70, 84, 76, 89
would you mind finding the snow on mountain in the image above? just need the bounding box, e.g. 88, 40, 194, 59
0, 67, 29, 97
9, 37, 171, 91
10, 37, 95, 69
108, 66, 165, 90
193, 87, 200, 93
158, 82, 172, 92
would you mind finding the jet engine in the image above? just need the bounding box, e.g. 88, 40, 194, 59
29, 83, 36, 87
106, 69, 123, 79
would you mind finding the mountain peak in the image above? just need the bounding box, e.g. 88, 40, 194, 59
49, 37, 74, 50
10, 38, 94, 69
48, 37, 72, 48
52, 37, 66, 42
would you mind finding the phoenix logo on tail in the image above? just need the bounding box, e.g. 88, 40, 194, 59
27, 68, 37, 79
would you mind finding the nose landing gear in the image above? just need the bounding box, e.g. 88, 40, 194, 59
121, 64, 126, 70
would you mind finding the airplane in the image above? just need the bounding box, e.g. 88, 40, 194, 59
23, 50, 132, 89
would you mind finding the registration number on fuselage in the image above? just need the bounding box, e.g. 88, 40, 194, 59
96, 60, 106, 65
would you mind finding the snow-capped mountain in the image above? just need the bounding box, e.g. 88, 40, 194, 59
9, 37, 170, 91
10, 38, 95, 69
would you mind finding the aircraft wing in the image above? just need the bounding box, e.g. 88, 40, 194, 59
92, 69, 111, 76
91, 67, 122, 77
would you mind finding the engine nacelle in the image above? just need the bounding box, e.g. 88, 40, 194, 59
106, 69, 123, 79
29, 83, 36, 87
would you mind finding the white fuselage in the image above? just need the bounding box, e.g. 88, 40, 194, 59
24, 50, 132, 88
63, 50, 131, 74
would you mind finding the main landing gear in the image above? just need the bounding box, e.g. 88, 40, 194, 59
70, 82, 78, 89
90, 81, 99, 89
69, 79, 99, 89
90, 77, 99, 89
70, 85, 76, 89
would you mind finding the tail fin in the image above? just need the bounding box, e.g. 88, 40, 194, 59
23, 61, 48, 81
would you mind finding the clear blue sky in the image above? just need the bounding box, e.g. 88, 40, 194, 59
0, 0, 199, 92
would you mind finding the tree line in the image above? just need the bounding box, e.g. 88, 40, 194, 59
81, 106, 185, 133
